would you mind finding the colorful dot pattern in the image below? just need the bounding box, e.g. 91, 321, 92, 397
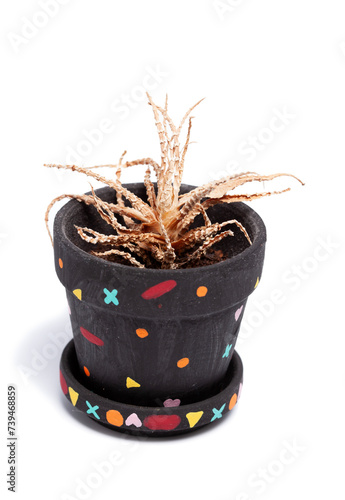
196, 286, 208, 297
59, 262, 258, 433
136, 328, 149, 338
61, 366, 242, 433
106, 409, 124, 427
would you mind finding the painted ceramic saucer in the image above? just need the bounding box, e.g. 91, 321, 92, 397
60, 339, 243, 436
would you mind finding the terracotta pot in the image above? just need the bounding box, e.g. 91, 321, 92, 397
56, 184, 266, 435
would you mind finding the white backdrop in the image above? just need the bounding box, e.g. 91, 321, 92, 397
1, 1, 344, 499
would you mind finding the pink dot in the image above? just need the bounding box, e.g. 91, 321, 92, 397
238, 382, 243, 400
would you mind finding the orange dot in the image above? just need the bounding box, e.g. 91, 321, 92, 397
84, 366, 90, 377
136, 328, 149, 338
177, 357, 190, 368
229, 393, 238, 410
59, 258, 63, 269
106, 409, 124, 427
196, 286, 208, 297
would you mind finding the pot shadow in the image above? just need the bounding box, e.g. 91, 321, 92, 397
14, 311, 73, 403
16, 311, 238, 442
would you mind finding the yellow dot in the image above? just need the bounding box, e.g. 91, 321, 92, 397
229, 393, 238, 410
254, 277, 259, 289
136, 328, 149, 338
106, 409, 124, 427
84, 366, 90, 377
196, 286, 208, 297
59, 258, 63, 269
177, 357, 189, 368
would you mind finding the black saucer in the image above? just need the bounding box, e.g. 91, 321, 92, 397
60, 340, 243, 436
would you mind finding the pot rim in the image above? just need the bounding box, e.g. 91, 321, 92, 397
54, 183, 267, 276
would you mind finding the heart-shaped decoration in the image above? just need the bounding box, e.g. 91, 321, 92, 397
163, 398, 181, 408
125, 413, 142, 428
235, 305, 243, 321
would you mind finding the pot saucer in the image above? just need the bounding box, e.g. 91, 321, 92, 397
60, 340, 243, 436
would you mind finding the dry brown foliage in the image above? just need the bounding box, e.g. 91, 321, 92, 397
45, 94, 304, 269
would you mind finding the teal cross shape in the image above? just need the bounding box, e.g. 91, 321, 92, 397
222, 344, 232, 358
86, 400, 100, 420
211, 403, 226, 422
103, 288, 119, 306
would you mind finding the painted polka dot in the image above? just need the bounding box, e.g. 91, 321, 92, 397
235, 305, 243, 321
136, 328, 149, 339
106, 409, 124, 427
58, 258, 63, 269
196, 286, 208, 297
84, 366, 90, 377
177, 357, 189, 368
229, 393, 238, 410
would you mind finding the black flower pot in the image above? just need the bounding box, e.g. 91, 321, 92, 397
56, 184, 266, 436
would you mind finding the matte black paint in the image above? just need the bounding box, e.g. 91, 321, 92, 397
54, 184, 266, 434
60, 340, 243, 436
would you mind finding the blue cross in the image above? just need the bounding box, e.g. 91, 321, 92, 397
211, 403, 226, 422
103, 288, 119, 306
222, 344, 232, 358
86, 400, 100, 420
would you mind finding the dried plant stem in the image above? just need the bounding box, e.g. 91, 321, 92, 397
91, 248, 145, 268
157, 215, 176, 267
45, 193, 103, 246
181, 228, 235, 265
172, 221, 236, 251
46, 94, 303, 269
202, 188, 291, 209
144, 167, 157, 210
44, 163, 156, 221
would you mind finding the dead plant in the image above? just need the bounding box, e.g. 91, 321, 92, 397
45, 94, 303, 269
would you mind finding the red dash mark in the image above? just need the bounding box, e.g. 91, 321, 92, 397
143, 415, 181, 431
141, 280, 177, 300
80, 326, 104, 346
60, 370, 68, 395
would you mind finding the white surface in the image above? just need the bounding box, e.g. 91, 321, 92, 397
1, 1, 344, 498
